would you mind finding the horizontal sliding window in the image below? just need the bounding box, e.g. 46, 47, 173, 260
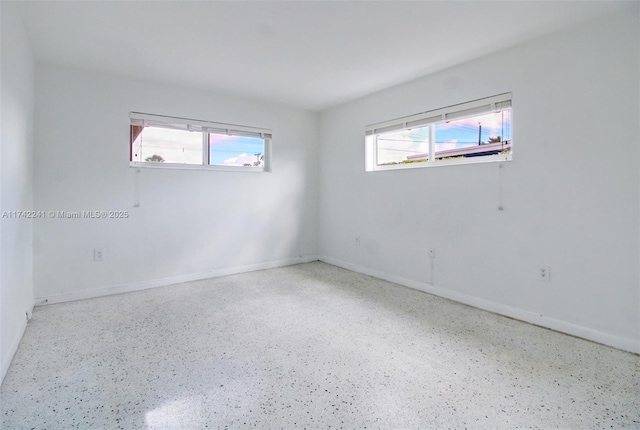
129, 112, 272, 171
365, 93, 512, 171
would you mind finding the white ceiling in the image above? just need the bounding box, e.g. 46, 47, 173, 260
15, 1, 627, 111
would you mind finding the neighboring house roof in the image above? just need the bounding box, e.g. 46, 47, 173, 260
407, 140, 512, 160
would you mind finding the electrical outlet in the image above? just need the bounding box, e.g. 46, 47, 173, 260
94, 248, 104, 262
429, 248, 436, 258
355, 236, 361, 246
538, 265, 551, 282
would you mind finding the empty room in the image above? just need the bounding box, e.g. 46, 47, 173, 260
1, 1, 639, 428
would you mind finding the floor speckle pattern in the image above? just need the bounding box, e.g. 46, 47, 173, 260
1, 262, 639, 429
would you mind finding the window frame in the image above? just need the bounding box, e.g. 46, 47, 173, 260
365, 93, 512, 172
129, 112, 272, 172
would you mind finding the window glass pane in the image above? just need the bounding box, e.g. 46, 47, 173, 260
209, 133, 265, 167
376, 125, 429, 166
435, 109, 512, 160
130, 126, 202, 164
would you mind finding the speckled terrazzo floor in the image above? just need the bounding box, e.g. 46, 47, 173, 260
1, 262, 639, 429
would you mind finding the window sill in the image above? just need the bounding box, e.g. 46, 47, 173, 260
129, 162, 268, 172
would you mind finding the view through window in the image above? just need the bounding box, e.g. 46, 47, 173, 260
367, 94, 512, 170
130, 113, 271, 171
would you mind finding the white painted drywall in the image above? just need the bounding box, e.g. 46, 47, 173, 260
318, 6, 640, 352
1, 1, 35, 382
32, 65, 319, 301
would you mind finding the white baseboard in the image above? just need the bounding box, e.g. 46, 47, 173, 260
1, 307, 32, 386
319, 256, 640, 355
35, 255, 320, 306
32, 255, 639, 354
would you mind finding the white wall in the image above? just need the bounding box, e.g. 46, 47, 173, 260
33, 65, 319, 302
318, 6, 640, 352
1, 1, 35, 382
